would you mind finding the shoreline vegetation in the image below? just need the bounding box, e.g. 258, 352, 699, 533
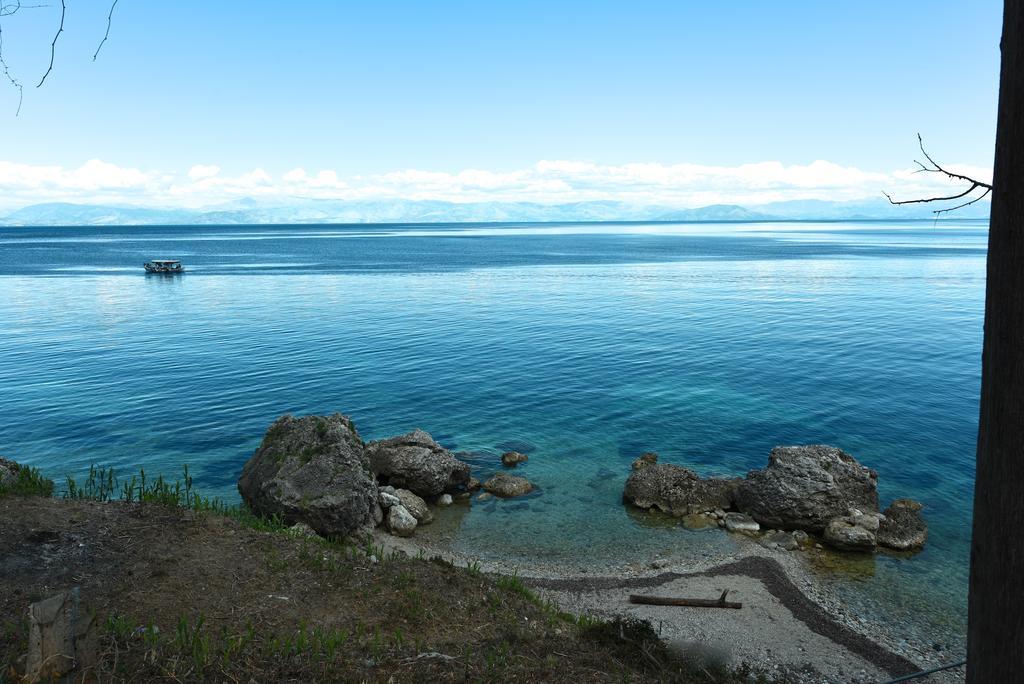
0, 416, 961, 683
1, 465, 764, 684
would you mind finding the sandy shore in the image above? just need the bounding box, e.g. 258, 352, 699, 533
372, 525, 966, 683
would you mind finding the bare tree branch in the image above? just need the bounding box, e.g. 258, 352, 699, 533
92, 0, 119, 62
912, 133, 992, 189
1, 3, 50, 17
35, 0, 63, 88
883, 182, 984, 207
882, 134, 993, 217
933, 186, 992, 215
0, 20, 24, 115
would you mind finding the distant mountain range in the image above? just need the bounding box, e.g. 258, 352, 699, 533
0, 197, 991, 226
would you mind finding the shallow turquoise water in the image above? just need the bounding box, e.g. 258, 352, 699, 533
0, 221, 984, 647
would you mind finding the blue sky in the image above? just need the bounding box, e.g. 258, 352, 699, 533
0, 1, 1003, 209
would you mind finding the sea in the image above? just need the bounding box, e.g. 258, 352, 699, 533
0, 220, 985, 651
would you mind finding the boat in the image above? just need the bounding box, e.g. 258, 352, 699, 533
144, 260, 185, 274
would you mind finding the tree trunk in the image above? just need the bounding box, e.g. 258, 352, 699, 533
967, 0, 1024, 680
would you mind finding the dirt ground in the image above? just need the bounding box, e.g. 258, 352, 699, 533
1, 495, 763, 683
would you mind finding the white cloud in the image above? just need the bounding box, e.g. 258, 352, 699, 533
188, 164, 221, 180
0, 157, 994, 212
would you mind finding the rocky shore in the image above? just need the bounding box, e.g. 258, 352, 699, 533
1, 413, 960, 682
237, 412, 928, 560
623, 446, 928, 555
226, 411, 957, 681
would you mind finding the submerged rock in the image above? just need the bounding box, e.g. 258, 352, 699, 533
761, 529, 799, 551
482, 472, 534, 498
723, 512, 760, 534
681, 512, 716, 529
237, 414, 379, 538
623, 463, 737, 517
501, 451, 529, 467
386, 504, 418, 537
631, 452, 659, 470
877, 499, 928, 551
437, 493, 453, 507
366, 429, 471, 498
733, 445, 879, 532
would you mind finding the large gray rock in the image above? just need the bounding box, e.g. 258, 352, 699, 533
366, 429, 471, 498
238, 414, 380, 538
623, 462, 738, 517
482, 472, 534, 497
733, 445, 879, 532
877, 499, 928, 551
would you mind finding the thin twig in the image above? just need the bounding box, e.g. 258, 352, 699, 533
92, 0, 119, 61
933, 186, 992, 215
883, 183, 982, 207
36, 0, 64, 87
0, 21, 24, 114
882, 134, 993, 217
914, 133, 992, 189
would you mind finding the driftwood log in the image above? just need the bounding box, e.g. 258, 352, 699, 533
629, 589, 742, 609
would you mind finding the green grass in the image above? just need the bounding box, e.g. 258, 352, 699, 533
61, 463, 292, 534
0, 465, 54, 498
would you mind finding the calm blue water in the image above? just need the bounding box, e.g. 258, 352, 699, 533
0, 221, 984, 647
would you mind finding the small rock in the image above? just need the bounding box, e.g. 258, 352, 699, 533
0, 456, 20, 489
632, 452, 659, 470
482, 472, 534, 498
723, 512, 760, 534
396, 488, 434, 524
288, 522, 318, 537
823, 516, 876, 551
761, 529, 798, 551
379, 490, 401, 509
849, 509, 881, 532
501, 451, 529, 467
681, 513, 716, 529
877, 499, 928, 551
476, 492, 493, 502
437, 493, 453, 507
650, 558, 671, 569
467, 477, 482, 492
792, 530, 810, 545
26, 589, 96, 682
386, 504, 417, 537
